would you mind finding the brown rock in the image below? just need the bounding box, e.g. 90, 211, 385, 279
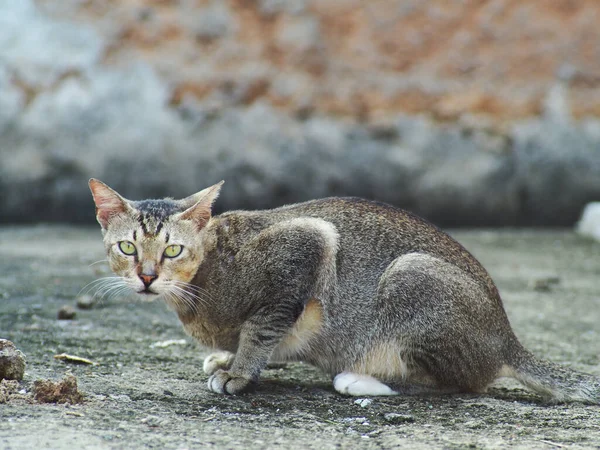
33, 374, 84, 404
0, 339, 26, 381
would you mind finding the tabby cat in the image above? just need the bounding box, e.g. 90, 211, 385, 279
89, 178, 598, 403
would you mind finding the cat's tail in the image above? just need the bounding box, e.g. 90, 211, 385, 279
503, 348, 599, 404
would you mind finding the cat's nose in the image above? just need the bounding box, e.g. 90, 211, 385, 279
139, 273, 158, 287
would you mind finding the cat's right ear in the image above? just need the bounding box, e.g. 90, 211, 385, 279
89, 179, 131, 230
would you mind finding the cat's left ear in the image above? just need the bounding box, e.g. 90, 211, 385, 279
89, 179, 133, 230
175, 181, 224, 230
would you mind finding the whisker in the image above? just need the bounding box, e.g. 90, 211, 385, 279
171, 280, 216, 303
88, 259, 109, 268
163, 280, 216, 314
78, 277, 118, 296
107, 285, 135, 303
80, 276, 134, 303
166, 287, 200, 313
173, 284, 211, 308
103, 282, 129, 299
163, 291, 186, 313
163, 290, 189, 312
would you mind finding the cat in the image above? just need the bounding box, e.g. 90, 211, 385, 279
89, 178, 599, 403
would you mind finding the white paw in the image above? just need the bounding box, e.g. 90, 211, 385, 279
333, 372, 397, 396
203, 351, 235, 375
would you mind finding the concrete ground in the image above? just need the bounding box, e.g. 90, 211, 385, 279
0, 226, 599, 449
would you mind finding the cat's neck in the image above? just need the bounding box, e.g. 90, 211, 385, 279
189, 214, 260, 292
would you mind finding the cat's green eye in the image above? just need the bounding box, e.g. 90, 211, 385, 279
164, 244, 183, 258
118, 241, 137, 256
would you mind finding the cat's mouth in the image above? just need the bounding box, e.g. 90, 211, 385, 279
138, 288, 159, 296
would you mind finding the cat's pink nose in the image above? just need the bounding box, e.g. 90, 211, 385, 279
139, 274, 157, 287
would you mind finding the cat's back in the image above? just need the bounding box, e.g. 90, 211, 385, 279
224, 196, 427, 243
266, 196, 449, 250
224, 197, 492, 292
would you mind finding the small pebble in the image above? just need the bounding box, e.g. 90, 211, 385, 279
354, 398, 373, 408
140, 415, 165, 427
76, 295, 96, 310
57, 305, 76, 320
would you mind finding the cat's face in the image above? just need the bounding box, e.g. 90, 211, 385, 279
89, 179, 223, 311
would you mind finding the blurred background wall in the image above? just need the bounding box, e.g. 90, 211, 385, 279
1, 0, 599, 226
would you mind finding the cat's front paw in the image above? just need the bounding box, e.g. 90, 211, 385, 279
207, 370, 254, 395
203, 351, 235, 375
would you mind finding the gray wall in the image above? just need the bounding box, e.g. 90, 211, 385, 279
1, 1, 599, 226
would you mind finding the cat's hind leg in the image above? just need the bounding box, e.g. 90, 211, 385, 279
375, 252, 510, 393
333, 372, 397, 396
